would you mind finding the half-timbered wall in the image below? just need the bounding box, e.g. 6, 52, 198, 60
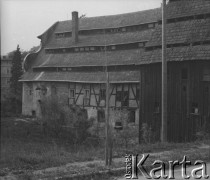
22, 81, 140, 125
139, 61, 210, 142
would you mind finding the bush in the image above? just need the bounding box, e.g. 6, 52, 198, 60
141, 123, 153, 144
41, 97, 91, 144
112, 109, 138, 152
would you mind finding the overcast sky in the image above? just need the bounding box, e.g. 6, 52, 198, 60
1, 0, 162, 55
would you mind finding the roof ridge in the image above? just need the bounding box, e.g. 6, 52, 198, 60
58, 7, 161, 23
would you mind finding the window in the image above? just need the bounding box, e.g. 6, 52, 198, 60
101, 47, 107, 51
29, 89, 32, 95
191, 103, 199, 114
69, 89, 75, 105
84, 89, 90, 106
69, 89, 75, 98
181, 68, 188, 80
122, 91, 129, 106
148, 23, 155, 28
32, 110, 36, 117
121, 27, 127, 32
62, 49, 66, 53
90, 47, 95, 51
116, 91, 123, 102
128, 110, 135, 123
35, 87, 41, 99
80, 48, 84, 52
42, 88, 47, 96
84, 98, 90, 106
138, 43, 144, 47
84, 89, 90, 98
203, 68, 210, 81
116, 91, 129, 107
111, 46, 116, 50
136, 88, 140, 100
74, 48, 79, 52
62, 68, 67, 71
85, 47, 89, 51
98, 109, 105, 122
100, 89, 106, 100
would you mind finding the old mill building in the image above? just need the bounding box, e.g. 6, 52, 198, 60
21, 0, 210, 142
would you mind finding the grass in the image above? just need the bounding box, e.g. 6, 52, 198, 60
0, 117, 105, 172
1, 117, 210, 178
0, 138, 105, 171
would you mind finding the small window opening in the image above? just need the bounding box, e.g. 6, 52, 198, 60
32, 110, 36, 117
191, 103, 199, 114
100, 89, 106, 100
128, 110, 135, 123
148, 23, 155, 28
111, 46, 116, 50
138, 43, 144, 47
85, 47, 89, 51
84, 89, 90, 106
121, 27, 127, 32
69, 89, 75, 98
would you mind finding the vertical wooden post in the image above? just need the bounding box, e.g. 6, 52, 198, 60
104, 30, 112, 167
161, 0, 167, 143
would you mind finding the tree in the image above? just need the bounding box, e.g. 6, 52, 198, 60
10, 45, 23, 114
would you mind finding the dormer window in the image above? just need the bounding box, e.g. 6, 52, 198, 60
121, 27, 127, 32
85, 47, 89, 51
101, 47, 106, 51
148, 23, 155, 28
138, 42, 144, 47
56, 33, 64, 38
111, 46, 116, 50
74, 48, 79, 52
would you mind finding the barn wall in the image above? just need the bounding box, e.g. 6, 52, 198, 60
139, 61, 210, 142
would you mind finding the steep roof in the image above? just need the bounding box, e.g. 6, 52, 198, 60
146, 19, 210, 47
31, 49, 145, 68
30, 44, 210, 69
141, 45, 210, 64
166, 0, 210, 19
20, 71, 140, 83
46, 30, 153, 48
21, 0, 210, 83
54, 8, 161, 33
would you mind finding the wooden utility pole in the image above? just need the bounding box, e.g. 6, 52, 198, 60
104, 30, 112, 167
161, 0, 167, 143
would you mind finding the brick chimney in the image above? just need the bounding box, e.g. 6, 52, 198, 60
72, 11, 79, 43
